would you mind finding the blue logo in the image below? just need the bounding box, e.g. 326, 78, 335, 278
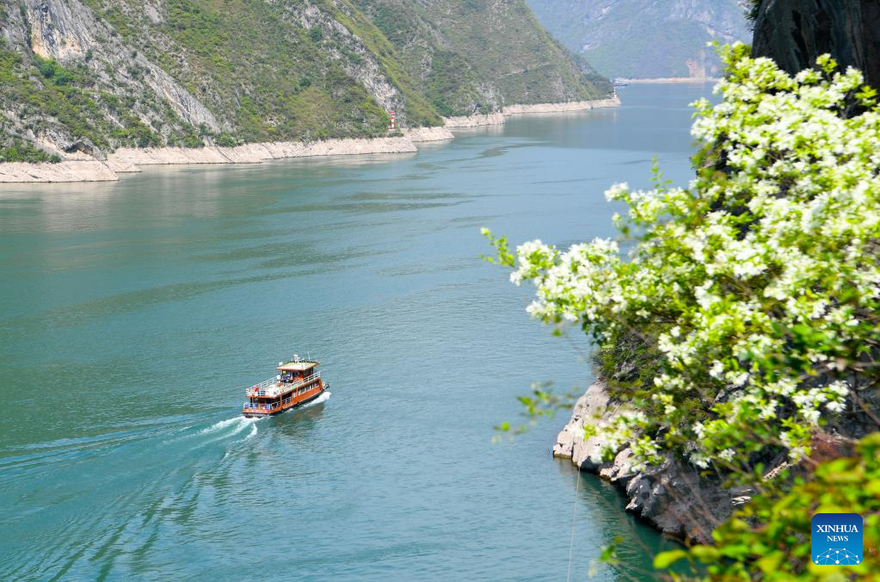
811, 513, 863, 565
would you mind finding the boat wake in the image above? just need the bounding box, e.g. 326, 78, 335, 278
0, 391, 332, 578
199, 416, 257, 435
200, 391, 329, 442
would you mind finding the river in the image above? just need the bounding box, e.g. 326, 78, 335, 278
0, 84, 713, 580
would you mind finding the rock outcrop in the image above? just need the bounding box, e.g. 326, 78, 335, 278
752, 0, 880, 88
554, 381, 743, 543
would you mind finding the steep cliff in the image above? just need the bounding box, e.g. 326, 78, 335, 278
751, 0, 880, 89
526, 0, 750, 79
0, 0, 611, 163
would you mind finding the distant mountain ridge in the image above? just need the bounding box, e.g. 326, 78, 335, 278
0, 0, 611, 163
526, 0, 751, 79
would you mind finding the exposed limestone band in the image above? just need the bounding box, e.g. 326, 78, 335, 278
614, 78, 720, 84
401, 127, 455, 142
444, 96, 621, 128
503, 96, 621, 115
108, 137, 418, 167
0, 97, 619, 183
0, 137, 418, 184
0, 160, 119, 183
443, 112, 507, 128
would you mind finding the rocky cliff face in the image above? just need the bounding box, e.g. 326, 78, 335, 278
554, 382, 753, 543
0, 0, 611, 163
556, 378, 874, 543
752, 0, 880, 89
1, 0, 206, 159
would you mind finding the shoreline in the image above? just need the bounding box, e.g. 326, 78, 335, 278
0, 98, 619, 183
616, 77, 719, 84
443, 96, 621, 128
0, 136, 423, 184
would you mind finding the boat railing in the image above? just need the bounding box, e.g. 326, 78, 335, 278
243, 401, 281, 413
245, 372, 321, 398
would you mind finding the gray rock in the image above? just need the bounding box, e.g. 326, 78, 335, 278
619, 456, 733, 542
554, 381, 737, 543
552, 382, 625, 470
752, 0, 880, 89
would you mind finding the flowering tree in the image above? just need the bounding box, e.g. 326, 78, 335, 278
485, 43, 880, 471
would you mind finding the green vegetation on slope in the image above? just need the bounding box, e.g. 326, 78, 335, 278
0, 40, 192, 162
83, 0, 394, 142
357, 1, 488, 116
657, 433, 880, 578
352, 0, 612, 114
0, 0, 611, 161
324, 0, 443, 127
0, 139, 61, 163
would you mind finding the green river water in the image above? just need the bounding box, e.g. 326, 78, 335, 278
0, 84, 713, 580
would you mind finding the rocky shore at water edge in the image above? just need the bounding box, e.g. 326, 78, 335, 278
553, 382, 757, 543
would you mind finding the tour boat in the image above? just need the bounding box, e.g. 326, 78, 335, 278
242, 355, 328, 417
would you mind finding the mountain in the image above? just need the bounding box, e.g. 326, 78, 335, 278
350, 0, 611, 116
0, 0, 611, 163
525, 0, 751, 79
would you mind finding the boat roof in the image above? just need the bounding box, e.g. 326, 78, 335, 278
277, 361, 318, 372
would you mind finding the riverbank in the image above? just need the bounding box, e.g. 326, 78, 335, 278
0, 98, 619, 183
616, 77, 719, 84
0, 160, 120, 183
0, 137, 420, 184
444, 96, 621, 128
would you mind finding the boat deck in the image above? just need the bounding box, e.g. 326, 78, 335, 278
246, 372, 321, 398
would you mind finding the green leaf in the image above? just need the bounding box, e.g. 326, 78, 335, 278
690, 545, 721, 563
653, 549, 688, 570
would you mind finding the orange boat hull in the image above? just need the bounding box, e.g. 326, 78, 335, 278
242, 381, 326, 418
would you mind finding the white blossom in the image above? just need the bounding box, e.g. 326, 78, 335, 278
500, 45, 879, 466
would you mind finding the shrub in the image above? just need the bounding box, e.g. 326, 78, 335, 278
655, 433, 880, 579
0, 139, 61, 163
215, 133, 238, 147
35, 56, 75, 85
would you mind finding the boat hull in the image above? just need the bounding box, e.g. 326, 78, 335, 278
242, 383, 326, 418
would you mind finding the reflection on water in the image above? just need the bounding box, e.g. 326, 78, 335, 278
0, 84, 710, 580
274, 396, 329, 440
